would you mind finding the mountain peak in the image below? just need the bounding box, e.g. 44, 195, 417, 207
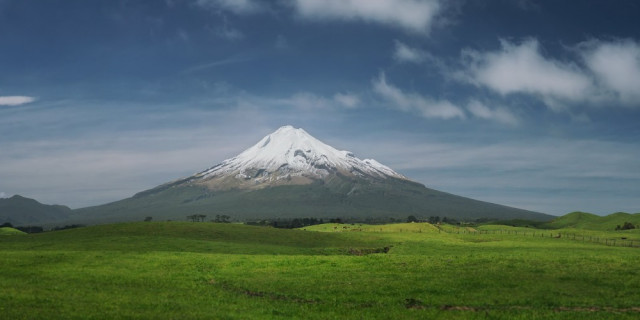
191, 126, 406, 189
79, 126, 552, 224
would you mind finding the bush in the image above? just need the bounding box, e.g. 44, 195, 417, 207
616, 222, 636, 230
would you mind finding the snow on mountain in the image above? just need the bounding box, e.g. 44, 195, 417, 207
193, 125, 406, 187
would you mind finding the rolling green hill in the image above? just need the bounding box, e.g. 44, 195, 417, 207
545, 211, 640, 230
0, 221, 386, 255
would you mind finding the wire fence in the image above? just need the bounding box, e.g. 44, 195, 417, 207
447, 227, 640, 248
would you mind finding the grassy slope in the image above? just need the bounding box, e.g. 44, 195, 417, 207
1, 222, 639, 319
545, 211, 640, 230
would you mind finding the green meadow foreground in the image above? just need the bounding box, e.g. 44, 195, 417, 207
1, 222, 639, 319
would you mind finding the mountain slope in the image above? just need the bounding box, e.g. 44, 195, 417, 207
72, 126, 553, 224
0, 195, 72, 226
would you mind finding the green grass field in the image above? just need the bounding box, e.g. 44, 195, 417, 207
1, 221, 639, 319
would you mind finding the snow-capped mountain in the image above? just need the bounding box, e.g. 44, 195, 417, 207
73, 125, 553, 224
187, 125, 406, 190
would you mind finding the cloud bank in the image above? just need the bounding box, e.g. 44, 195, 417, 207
580, 39, 640, 106
291, 0, 441, 34
457, 38, 640, 111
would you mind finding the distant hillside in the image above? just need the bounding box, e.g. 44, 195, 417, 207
0, 195, 72, 226
545, 211, 640, 231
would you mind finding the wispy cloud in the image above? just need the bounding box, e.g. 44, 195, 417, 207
333, 92, 360, 109
290, 0, 442, 34
278, 92, 361, 110
0, 96, 36, 106
466, 100, 519, 126
183, 55, 253, 73
393, 40, 427, 63
372, 72, 465, 119
195, 0, 265, 15
212, 15, 245, 40
281, 92, 333, 110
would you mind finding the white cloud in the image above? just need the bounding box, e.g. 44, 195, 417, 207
0, 96, 36, 106
279, 92, 361, 110
456, 38, 640, 111
333, 92, 360, 108
291, 0, 441, 34
460, 39, 592, 109
466, 100, 518, 126
393, 40, 426, 63
195, 0, 263, 14
580, 39, 640, 106
215, 25, 244, 40
0, 192, 8, 198
372, 72, 465, 119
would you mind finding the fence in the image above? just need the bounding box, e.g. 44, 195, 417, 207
448, 227, 640, 248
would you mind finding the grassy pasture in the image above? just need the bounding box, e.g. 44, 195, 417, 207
1, 221, 639, 319
544, 212, 640, 231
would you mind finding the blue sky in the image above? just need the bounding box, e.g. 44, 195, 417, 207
1, 0, 639, 215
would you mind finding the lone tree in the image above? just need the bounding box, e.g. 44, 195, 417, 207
144, 216, 152, 222
407, 215, 419, 223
